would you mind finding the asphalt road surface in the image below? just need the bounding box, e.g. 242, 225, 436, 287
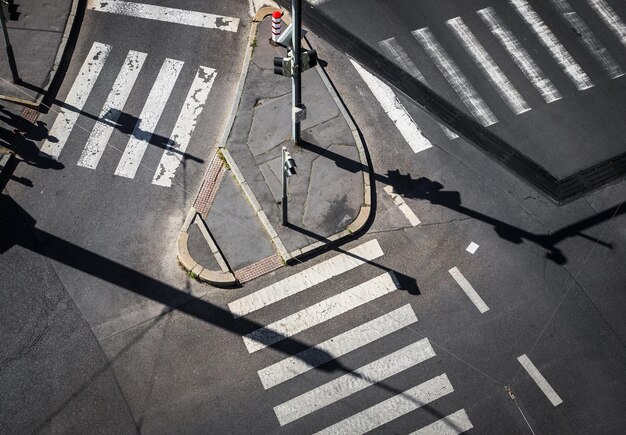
1, 1, 625, 434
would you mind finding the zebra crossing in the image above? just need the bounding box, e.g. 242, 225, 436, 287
229, 239, 474, 433
373, 0, 625, 140
39, 41, 217, 188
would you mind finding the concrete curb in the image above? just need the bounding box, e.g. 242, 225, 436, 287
175, 8, 271, 285
0, 0, 81, 109
176, 207, 237, 287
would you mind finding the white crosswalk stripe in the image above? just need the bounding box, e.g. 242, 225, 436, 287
410, 409, 474, 435
587, 0, 626, 47
233, 239, 473, 432
40, 42, 112, 160
115, 58, 184, 179
378, 37, 458, 140
229, 239, 384, 318
413, 27, 498, 127
78, 50, 147, 169
447, 17, 531, 115
351, 59, 433, 153
550, 0, 624, 79
477, 7, 562, 104
274, 339, 436, 425
242, 272, 399, 353
40, 41, 224, 188
258, 304, 417, 389
153, 66, 217, 187
315, 374, 455, 434
87, 0, 240, 32
510, 0, 594, 91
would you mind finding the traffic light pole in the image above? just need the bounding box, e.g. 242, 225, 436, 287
0, 3, 19, 83
282, 146, 288, 225
291, 0, 301, 145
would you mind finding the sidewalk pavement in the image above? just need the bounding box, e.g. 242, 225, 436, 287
177, 8, 372, 286
0, 0, 77, 107
0, 0, 77, 187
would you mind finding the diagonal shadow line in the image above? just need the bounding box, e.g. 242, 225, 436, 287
276, 0, 626, 204
2, 194, 456, 428
291, 134, 619, 265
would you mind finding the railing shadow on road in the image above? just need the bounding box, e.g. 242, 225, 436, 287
1, 193, 459, 428
1, 104, 64, 190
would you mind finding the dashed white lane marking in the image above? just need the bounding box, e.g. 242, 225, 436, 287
40, 42, 111, 160
274, 338, 436, 426
587, 0, 626, 47
412, 27, 498, 127
87, 0, 240, 32
378, 37, 458, 140
315, 373, 455, 435
466, 242, 479, 254
242, 272, 399, 353
409, 409, 474, 435
448, 267, 489, 313
383, 185, 421, 226
447, 17, 531, 115
551, 0, 624, 79
258, 304, 418, 390
228, 239, 384, 318
115, 58, 184, 179
477, 7, 562, 104
509, 0, 594, 91
379, 37, 427, 82
77, 50, 147, 169
152, 66, 217, 187
517, 354, 564, 406
350, 59, 433, 153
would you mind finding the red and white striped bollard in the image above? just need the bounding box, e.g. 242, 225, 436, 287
271, 10, 282, 45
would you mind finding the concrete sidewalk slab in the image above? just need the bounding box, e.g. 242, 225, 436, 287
177, 8, 372, 285
0, 0, 78, 106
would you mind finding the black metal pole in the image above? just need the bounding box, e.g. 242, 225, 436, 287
281, 147, 288, 225
291, 0, 301, 145
0, 6, 19, 83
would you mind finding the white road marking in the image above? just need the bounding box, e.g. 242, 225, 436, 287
152, 66, 217, 187
351, 59, 433, 153
40, 42, 111, 160
242, 272, 399, 354
466, 242, 479, 254
114, 58, 184, 179
410, 409, 474, 435
448, 267, 489, 313
587, 0, 626, 46
551, 0, 624, 79
383, 185, 421, 226
509, 0, 594, 91
274, 338, 436, 426
77, 50, 147, 169
258, 304, 417, 390
378, 37, 458, 140
379, 37, 426, 82
229, 239, 384, 318
87, 0, 239, 32
447, 17, 531, 115
412, 27, 498, 127
517, 354, 564, 406
477, 7, 562, 104
315, 374, 455, 435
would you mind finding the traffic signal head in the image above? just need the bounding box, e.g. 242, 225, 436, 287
284, 151, 297, 177
301, 49, 318, 72
273, 54, 293, 78
1, 1, 20, 21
